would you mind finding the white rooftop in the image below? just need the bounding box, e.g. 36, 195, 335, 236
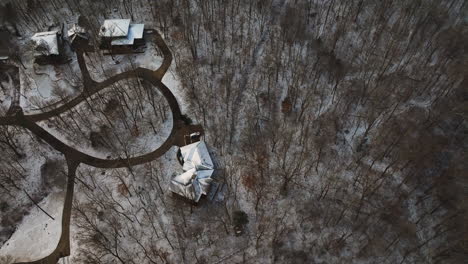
99, 19, 130, 37
31, 31, 59, 56
172, 168, 196, 185
170, 169, 214, 202
180, 141, 214, 171
130, 24, 144, 39
111, 23, 145, 46
195, 169, 215, 195
67, 24, 86, 36
171, 141, 215, 202
68, 24, 88, 43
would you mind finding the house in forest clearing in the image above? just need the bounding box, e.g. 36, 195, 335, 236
170, 141, 215, 203
32, 31, 60, 57
31, 30, 67, 65
99, 19, 146, 53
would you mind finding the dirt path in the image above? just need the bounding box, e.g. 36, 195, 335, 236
1, 30, 200, 264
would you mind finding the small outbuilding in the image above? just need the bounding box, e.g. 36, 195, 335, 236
68, 24, 90, 50
170, 141, 215, 203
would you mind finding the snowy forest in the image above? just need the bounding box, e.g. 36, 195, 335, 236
0, 0, 467, 263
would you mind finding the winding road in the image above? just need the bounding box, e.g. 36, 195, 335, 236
1, 30, 201, 264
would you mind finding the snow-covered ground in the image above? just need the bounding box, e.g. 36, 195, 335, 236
0, 191, 65, 262
163, 67, 189, 115
0, 0, 466, 263
69, 146, 183, 263
36, 78, 174, 159
19, 54, 82, 113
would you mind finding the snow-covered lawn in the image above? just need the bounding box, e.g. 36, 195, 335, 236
0, 191, 65, 263
163, 67, 189, 115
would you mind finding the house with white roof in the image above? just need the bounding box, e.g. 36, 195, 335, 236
30, 30, 67, 65
31, 30, 60, 57
170, 141, 215, 202
99, 19, 146, 52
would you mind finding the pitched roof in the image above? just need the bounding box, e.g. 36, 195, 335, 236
31, 31, 59, 55
172, 168, 196, 185
130, 24, 144, 39
67, 24, 88, 42
171, 141, 215, 202
170, 178, 197, 201
170, 169, 214, 202
180, 141, 214, 171
110, 23, 144, 46
195, 170, 214, 195
99, 19, 130, 37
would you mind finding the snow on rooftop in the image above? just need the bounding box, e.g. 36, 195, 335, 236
130, 24, 144, 39
181, 141, 214, 171
195, 169, 214, 195
173, 168, 196, 185
31, 31, 59, 56
170, 178, 197, 201
67, 24, 86, 37
111, 23, 145, 46
0, 191, 65, 262
171, 141, 215, 202
99, 19, 131, 37
67, 24, 88, 40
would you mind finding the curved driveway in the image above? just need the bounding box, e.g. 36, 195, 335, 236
3, 30, 200, 264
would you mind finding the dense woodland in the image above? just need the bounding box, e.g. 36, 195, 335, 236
0, 0, 467, 263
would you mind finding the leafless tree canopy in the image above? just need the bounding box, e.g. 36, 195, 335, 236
0, 0, 467, 263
